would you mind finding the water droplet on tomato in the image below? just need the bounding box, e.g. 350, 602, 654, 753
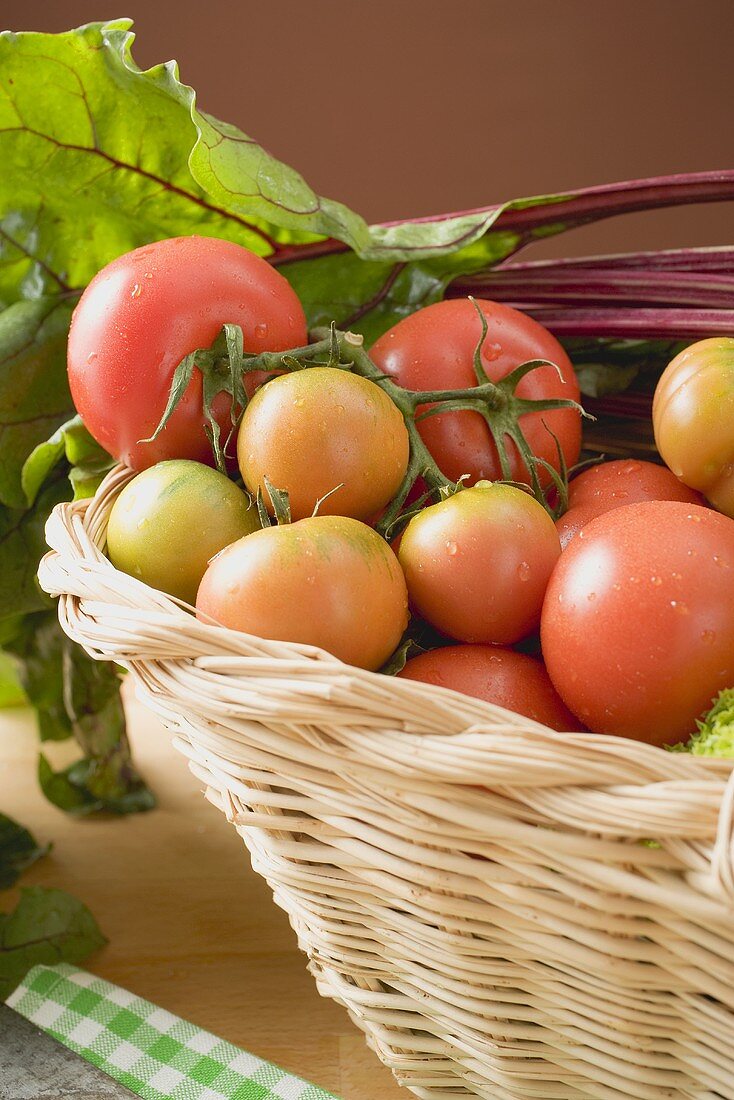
650, 576, 662, 586
131, 283, 141, 298
143, 272, 153, 279
482, 342, 502, 362
621, 462, 640, 475
517, 561, 530, 581
670, 600, 689, 615
701, 629, 716, 645
254, 322, 268, 339
446, 541, 458, 556
587, 591, 597, 602
86, 352, 97, 363
294, 398, 305, 408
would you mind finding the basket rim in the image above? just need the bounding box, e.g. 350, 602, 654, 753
38, 462, 734, 787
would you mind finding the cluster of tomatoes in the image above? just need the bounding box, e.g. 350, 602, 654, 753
67, 237, 734, 749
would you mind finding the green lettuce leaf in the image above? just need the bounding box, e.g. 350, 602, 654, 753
0, 299, 75, 510
0, 652, 25, 707
0, 886, 106, 999
677, 689, 734, 758
0, 815, 49, 890
23, 415, 115, 506
0, 479, 69, 622
0, 20, 525, 331
5, 613, 154, 814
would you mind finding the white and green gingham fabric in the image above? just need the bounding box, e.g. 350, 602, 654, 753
7, 964, 337, 1100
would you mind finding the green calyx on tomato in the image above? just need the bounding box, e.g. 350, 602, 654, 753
371, 298, 585, 503
149, 300, 586, 536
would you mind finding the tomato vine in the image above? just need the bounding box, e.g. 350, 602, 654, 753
148, 302, 589, 536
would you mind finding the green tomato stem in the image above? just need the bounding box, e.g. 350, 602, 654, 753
151, 314, 584, 536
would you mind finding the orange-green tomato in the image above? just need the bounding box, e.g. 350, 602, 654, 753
653, 337, 734, 517
237, 367, 410, 521
107, 460, 259, 604
196, 516, 409, 671
398, 482, 561, 644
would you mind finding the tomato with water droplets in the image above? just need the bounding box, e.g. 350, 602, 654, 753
237, 367, 409, 521
541, 500, 734, 744
398, 482, 561, 644
398, 644, 584, 731
371, 298, 582, 486
196, 516, 409, 671
68, 237, 307, 470
557, 459, 704, 548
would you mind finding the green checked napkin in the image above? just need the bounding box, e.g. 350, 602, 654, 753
7, 963, 337, 1100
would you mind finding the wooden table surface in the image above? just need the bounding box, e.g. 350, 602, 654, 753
0, 692, 403, 1099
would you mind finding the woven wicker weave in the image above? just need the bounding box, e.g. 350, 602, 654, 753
39, 465, 734, 1100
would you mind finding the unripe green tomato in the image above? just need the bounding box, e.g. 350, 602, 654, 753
653, 337, 734, 518
107, 460, 259, 604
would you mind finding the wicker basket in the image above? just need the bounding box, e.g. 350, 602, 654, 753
39, 465, 734, 1100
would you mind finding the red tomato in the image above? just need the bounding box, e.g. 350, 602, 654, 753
557, 459, 704, 548
541, 501, 734, 745
398, 645, 584, 731
68, 237, 307, 469
398, 483, 561, 644
371, 298, 581, 486
653, 337, 734, 517
196, 516, 408, 671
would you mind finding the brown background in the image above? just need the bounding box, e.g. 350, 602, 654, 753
4, 1, 733, 257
